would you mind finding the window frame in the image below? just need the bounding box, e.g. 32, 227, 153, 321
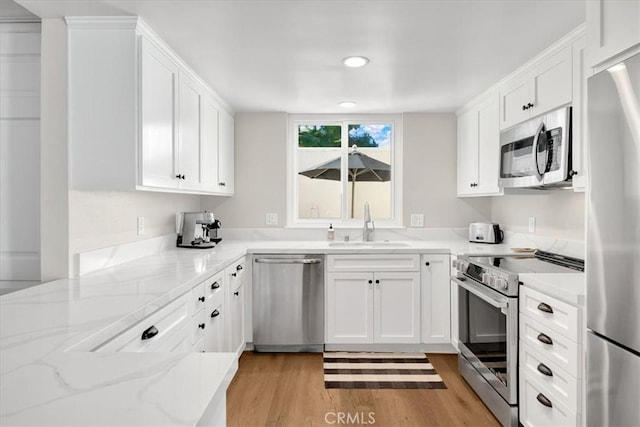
287, 114, 403, 228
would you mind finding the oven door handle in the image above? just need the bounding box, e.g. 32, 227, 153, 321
452, 276, 508, 308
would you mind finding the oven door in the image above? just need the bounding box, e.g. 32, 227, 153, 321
499, 119, 547, 188
453, 276, 518, 404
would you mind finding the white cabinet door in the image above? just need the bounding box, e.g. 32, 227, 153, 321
571, 36, 589, 192
326, 272, 374, 344
177, 72, 202, 191
421, 254, 451, 344
217, 108, 234, 194
374, 272, 421, 343
528, 46, 572, 118
499, 76, 530, 130
476, 95, 501, 195
200, 95, 220, 192
140, 37, 178, 189
229, 281, 244, 355
586, 0, 640, 68
205, 301, 225, 352
457, 108, 479, 195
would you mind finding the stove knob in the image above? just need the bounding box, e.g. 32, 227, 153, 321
481, 273, 489, 284
496, 278, 508, 290
451, 259, 457, 269
488, 275, 496, 287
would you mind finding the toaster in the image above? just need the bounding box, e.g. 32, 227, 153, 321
469, 223, 504, 244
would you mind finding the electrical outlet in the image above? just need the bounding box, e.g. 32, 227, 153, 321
137, 217, 145, 235
265, 213, 278, 226
410, 214, 424, 227
528, 216, 536, 233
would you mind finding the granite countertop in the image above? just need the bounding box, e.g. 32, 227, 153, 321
0, 237, 569, 425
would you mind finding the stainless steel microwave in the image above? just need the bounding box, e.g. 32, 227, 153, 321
499, 106, 573, 189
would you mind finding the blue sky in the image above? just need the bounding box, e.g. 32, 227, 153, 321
349, 124, 392, 147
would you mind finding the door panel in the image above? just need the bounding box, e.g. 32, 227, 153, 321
177, 73, 201, 190
326, 272, 373, 343
374, 272, 420, 343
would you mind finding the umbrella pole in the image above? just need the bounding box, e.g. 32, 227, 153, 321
350, 176, 355, 218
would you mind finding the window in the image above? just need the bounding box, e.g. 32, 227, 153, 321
288, 115, 402, 226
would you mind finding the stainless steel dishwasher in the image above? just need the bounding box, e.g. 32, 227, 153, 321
252, 254, 324, 352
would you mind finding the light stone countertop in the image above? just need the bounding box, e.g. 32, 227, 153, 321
0, 237, 571, 426
519, 272, 586, 306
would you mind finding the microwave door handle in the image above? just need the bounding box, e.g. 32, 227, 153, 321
532, 122, 546, 181
452, 276, 508, 308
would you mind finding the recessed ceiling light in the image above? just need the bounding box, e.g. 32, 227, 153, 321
342, 56, 369, 68
338, 101, 357, 108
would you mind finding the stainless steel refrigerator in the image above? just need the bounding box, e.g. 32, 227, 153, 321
586, 51, 640, 426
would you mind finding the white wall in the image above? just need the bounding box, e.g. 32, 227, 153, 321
201, 112, 288, 227
69, 191, 201, 255
491, 191, 585, 240
203, 112, 492, 228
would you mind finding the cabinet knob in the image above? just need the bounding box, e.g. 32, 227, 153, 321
522, 105, 527, 111
536, 393, 553, 408
198, 296, 205, 302
198, 323, 205, 329
219, 182, 226, 186
368, 280, 373, 284
141, 325, 158, 341
537, 302, 553, 314
537, 332, 553, 345
176, 174, 181, 179
211, 282, 220, 290
234, 291, 239, 296
569, 170, 578, 177
375, 279, 380, 284
232, 272, 237, 277
425, 262, 430, 266
527, 102, 534, 108
211, 309, 220, 318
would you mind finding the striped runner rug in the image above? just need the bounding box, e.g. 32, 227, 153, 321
324, 352, 447, 389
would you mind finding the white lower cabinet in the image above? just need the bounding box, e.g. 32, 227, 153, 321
519, 284, 583, 427
226, 257, 247, 355
95, 293, 191, 352
204, 272, 225, 352
421, 254, 451, 344
326, 255, 421, 344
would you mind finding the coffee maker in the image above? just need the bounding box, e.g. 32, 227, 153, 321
177, 211, 222, 248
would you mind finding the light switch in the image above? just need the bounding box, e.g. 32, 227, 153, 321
137, 217, 145, 235
410, 214, 424, 227
528, 217, 536, 233
266, 213, 278, 225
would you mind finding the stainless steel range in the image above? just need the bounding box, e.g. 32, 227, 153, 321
451, 250, 584, 427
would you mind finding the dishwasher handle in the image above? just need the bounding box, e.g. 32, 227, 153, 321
255, 258, 323, 264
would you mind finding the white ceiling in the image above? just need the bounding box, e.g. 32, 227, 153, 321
16, 0, 585, 114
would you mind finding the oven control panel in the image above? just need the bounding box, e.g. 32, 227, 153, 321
452, 258, 517, 295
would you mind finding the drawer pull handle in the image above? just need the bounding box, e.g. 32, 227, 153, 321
198, 296, 205, 302
141, 325, 158, 341
537, 363, 553, 377
537, 333, 553, 345
236, 265, 243, 271
537, 302, 554, 314
211, 282, 220, 290
198, 323, 206, 329
232, 272, 237, 277
234, 291, 239, 296
536, 393, 553, 408
211, 309, 220, 318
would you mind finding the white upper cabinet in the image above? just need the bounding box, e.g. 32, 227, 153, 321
499, 45, 572, 130
67, 17, 234, 196
140, 37, 178, 189
586, 0, 640, 69
457, 92, 501, 197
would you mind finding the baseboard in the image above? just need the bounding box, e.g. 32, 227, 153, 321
324, 343, 457, 353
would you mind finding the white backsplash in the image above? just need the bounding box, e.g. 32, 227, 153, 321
219, 227, 469, 242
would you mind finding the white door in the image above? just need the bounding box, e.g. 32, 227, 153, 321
476, 95, 501, 195
204, 302, 224, 352
229, 282, 244, 355
0, 23, 41, 292
528, 46, 572, 118
456, 108, 479, 195
140, 37, 179, 189
421, 254, 451, 344
176, 73, 202, 191
217, 108, 234, 194
326, 272, 374, 344
200, 95, 219, 192
499, 76, 530, 130
374, 272, 421, 343
586, 0, 640, 68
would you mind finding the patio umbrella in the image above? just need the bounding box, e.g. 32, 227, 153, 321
298, 146, 391, 218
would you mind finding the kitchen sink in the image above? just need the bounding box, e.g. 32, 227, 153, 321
328, 241, 410, 248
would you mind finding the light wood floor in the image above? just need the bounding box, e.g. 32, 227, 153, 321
227, 352, 500, 427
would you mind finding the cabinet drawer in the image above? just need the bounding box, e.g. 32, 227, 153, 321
520, 314, 581, 377
205, 271, 224, 310
520, 343, 580, 412
191, 282, 206, 314
327, 254, 420, 272
228, 258, 247, 290
520, 371, 579, 427
520, 286, 580, 341
96, 293, 190, 352
192, 309, 206, 344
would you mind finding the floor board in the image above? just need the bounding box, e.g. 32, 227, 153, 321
227, 352, 500, 426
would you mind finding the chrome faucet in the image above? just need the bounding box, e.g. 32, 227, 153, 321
363, 202, 375, 242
